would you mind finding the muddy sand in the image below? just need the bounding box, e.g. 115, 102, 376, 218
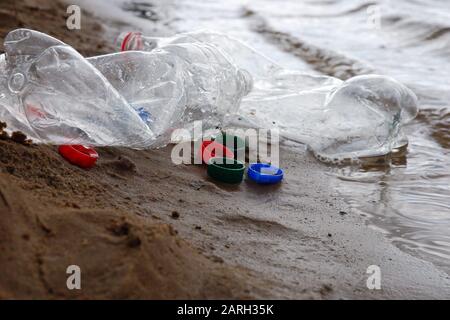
0, 0, 449, 299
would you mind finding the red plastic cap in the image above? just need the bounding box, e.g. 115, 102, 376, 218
58, 145, 99, 169
120, 32, 144, 51
199, 140, 234, 164
120, 32, 133, 51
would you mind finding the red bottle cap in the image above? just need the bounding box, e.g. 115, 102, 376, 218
199, 140, 234, 164
119, 32, 144, 51
120, 32, 133, 51
58, 145, 99, 169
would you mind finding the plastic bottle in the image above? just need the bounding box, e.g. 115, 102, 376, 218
0, 29, 252, 148
116, 31, 418, 162
89, 41, 252, 145
115, 31, 277, 79
0, 29, 418, 162
1, 29, 155, 147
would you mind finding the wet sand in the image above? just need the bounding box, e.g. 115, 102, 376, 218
0, 0, 449, 299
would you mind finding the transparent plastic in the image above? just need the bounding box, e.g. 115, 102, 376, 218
0, 29, 251, 147
117, 31, 418, 161
0, 29, 418, 162
0, 29, 155, 147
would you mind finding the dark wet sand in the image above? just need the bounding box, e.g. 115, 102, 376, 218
0, 0, 449, 299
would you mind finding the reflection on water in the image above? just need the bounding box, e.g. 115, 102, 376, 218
324, 104, 450, 273
328, 126, 450, 272
418, 108, 450, 149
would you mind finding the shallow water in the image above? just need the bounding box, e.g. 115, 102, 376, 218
84, 0, 449, 273
245, 0, 450, 273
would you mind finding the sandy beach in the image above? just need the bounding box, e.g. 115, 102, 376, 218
0, 0, 449, 299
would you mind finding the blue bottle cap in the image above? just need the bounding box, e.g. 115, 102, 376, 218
247, 163, 283, 184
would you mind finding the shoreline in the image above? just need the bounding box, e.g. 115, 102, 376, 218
0, 0, 449, 299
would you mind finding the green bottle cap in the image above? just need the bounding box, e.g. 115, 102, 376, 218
207, 157, 245, 184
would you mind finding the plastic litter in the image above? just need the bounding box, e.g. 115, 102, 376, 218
0, 29, 155, 147
207, 157, 245, 184
0, 29, 251, 148
58, 145, 98, 169
118, 30, 419, 163
199, 140, 234, 164
247, 163, 283, 184
0, 29, 419, 164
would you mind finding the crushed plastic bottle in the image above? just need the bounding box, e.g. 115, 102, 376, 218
116, 30, 418, 162
0, 29, 155, 147
116, 31, 277, 79
0, 29, 418, 163
90, 42, 252, 145
0, 29, 251, 148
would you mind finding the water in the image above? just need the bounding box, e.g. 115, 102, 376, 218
241, 0, 450, 273
79, 0, 450, 273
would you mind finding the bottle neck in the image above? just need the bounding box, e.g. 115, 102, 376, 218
115, 32, 161, 52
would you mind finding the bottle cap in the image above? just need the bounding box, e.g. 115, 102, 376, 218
207, 157, 245, 184
247, 163, 283, 184
58, 145, 99, 169
200, 140, 234, 164
116, 32, 144, 51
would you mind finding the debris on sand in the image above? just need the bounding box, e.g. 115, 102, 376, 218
171, 211, 180, 219
0, 121, 32, 146
11, 131, 31, 145
0, 122, 8, 140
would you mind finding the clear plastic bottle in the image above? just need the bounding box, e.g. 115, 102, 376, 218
0, 29, 252, 147
1, 29, 155, 147
116, 31, 418, 161
0, 29, 418, 161
115, 31, 277, 79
